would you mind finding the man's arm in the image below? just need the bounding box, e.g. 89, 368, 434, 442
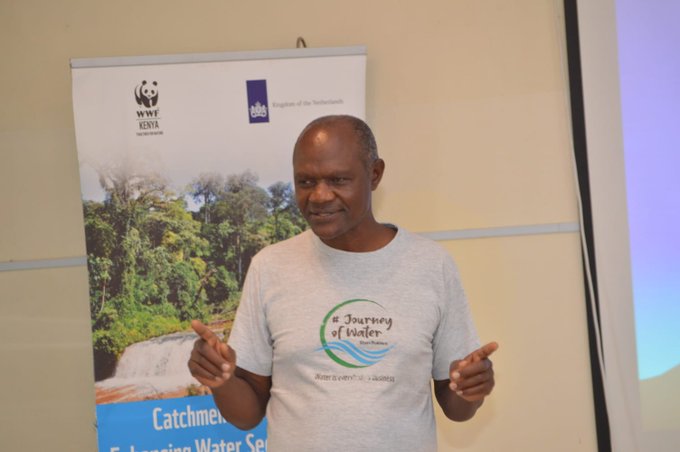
434, 342, 498, 422
188, 320, 271, 430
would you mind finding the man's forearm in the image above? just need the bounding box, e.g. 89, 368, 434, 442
211, 372, 270, 430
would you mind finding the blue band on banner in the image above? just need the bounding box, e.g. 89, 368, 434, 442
96, 395, 267, 452
246, 80, 269, 123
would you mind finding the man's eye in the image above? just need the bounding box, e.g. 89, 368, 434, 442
332, 177, 348, 184
297, 180, 313, 187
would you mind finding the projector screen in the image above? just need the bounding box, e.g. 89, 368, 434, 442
574, 0, 680, 450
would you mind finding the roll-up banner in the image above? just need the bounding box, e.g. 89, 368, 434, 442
71, 46, 366, 452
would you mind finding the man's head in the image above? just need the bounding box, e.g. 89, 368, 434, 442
294, 115, 379, 169
293, 115, 385, 251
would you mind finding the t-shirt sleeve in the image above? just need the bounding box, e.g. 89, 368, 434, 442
227, 256, 273, 376
431, 255, 481, 381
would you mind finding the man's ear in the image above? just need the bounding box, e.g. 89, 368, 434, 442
370, 158, 385, 191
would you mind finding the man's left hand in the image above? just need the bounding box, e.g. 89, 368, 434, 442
449, 342, 498, 402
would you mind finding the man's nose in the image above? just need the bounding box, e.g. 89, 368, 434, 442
309, 181, 334, 203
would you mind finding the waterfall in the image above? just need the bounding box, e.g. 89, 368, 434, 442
96, 331, 210, 400
115, 332, 196, 379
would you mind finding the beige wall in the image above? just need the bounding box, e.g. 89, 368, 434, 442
0, 0, 597, 450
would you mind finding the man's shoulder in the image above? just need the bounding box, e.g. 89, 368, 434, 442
390, 227, 462, 279
397, 227, 452, 259
253, 229, 313, 262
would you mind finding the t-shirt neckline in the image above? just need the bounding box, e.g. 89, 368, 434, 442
310, 223, 402, 258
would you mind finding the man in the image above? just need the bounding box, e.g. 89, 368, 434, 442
188, 115, 497, 451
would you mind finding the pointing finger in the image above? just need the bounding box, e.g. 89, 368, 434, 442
191, 319, 220, 347
471, 342, 499, 362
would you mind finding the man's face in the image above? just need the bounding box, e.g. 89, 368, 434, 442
293, 122, 381, 250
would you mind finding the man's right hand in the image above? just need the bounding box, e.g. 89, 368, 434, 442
188, 319, 237, 389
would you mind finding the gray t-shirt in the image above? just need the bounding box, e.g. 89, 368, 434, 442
228, 226, 480, 451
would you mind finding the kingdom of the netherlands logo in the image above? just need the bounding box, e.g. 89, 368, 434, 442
246, 79, 269, 123
317, 299, 394, 368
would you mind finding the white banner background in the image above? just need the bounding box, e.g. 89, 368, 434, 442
71, 47, 365, 452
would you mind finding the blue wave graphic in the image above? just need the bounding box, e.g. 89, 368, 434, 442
317, 340, 394, 365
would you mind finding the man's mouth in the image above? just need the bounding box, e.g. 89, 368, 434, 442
309, 210, 340, 218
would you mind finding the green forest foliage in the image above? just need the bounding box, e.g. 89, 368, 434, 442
84, 169, 305, 377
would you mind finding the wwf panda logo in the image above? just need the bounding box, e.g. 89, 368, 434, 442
134, 80, 159, 108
